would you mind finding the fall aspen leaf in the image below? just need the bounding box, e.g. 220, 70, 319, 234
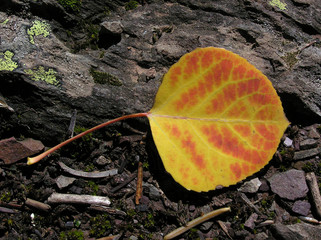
28, 47, 289, 193
147, 47, 289, 192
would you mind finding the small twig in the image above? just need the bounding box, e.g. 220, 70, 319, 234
217, 220, 232, 239
47, 193, 111, 206
306, 172, 321, 219
240, 193, 261, 215
25, 198, 51, 212
110, 172, 137, 193
135, 161, 143, 205
88, 205, 127, 217
96, 235, 121, 240
164, 207, 231, 240
58, 161, 118, 178
66, 109, 77, 138
299, 216, 321, 224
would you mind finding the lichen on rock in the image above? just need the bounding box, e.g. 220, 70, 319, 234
24, 66, 59, 86
0, 51, 18, 71
89, 67, 122, 86
269, 0, 287, 10
27, 20, 51, 44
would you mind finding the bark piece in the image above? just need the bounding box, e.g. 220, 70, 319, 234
47, 193, 111, 206
25, 198, 51, 212
306, 172, 321, 218
58, 161, 118, 178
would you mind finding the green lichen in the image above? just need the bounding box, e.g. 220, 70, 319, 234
59, 230, 84, 240
89, 68, 122, 86
24, 66, 59, 86
0, 51, 18, 71
282, 51, 298, 68
1, 19, 9, 25
58, 0, 82, 12
27, 20, 51, 44
269, 0, 287, 10
125, 0, 139, 11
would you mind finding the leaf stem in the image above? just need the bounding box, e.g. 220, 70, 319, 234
27, 112, 149, 165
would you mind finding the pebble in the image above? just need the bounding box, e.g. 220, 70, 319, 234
292, 200, 311, 216
293, 147, 321, 160
56, 175, 76, 189
268, 169, 308, 200
244, 213, 258, 230
238, 178, 262, 193
299, 139, 318, 150
283, 137, 293, 147
95, 155, 110, 166
0, 137, 44, 164
271, 222, 321, 240
308, 128, 320, 139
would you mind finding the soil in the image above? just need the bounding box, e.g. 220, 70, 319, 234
0, 123, 321, 240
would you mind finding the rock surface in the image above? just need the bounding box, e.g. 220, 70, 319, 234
0, 137, 44, 164
268, 169, 308, 200
271, 222, 321, 240
0, 0, 321, 145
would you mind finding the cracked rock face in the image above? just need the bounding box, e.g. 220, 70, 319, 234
0, 0, 320, 143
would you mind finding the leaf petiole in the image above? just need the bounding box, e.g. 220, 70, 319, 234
27, 112, 149, 165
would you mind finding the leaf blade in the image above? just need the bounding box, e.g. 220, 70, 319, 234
148, 47, 289, 192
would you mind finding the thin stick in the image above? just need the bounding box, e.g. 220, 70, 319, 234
306, 172, 321, 219
47, 193, 111, 206
27, 113, 148, 165
135, 161, 143, 205
164, 207, 231, 240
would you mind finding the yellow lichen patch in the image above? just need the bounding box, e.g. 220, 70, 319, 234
24, 66, 59, 86
0, 51, 18, 71
27, 20, 51, 44
269, 0, 287, 11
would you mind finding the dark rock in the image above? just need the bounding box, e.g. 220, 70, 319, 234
0, 0, 321, 145
0, 137, 44, 164
56, 175, 76, 189
254, 232, 269, 240
292, 200, 310, 216
258, 179, 270, 192
299, 139, 318, 150
268, 169, 308, 201
244, 213, 258, 230
293, 147, 321, 160
271, 222, 321, 240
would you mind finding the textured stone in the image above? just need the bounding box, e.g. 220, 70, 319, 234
293, 147, 321, 160
0, 137, 44, 164
299, 139, 318, 150
244, 213, 258, 230
271, 223, 321, 240
268, 169, 308, 200
56, 175, 76, 189
292, 200, 311, 216
0, 0, 321, 145
238, 178, 262, 193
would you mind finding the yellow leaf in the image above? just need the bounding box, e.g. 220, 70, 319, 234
147, 47, 289, 192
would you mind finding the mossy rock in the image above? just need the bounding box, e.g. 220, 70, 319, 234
89, 68, 122, 86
